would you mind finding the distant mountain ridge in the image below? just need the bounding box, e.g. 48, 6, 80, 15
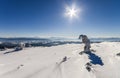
0, 37, 120, 42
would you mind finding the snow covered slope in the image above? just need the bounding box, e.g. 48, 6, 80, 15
0, 42, 120, 78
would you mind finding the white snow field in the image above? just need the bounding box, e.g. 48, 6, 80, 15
0, 42, 120, 78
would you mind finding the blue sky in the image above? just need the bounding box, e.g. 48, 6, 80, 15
0, 0, 120, 38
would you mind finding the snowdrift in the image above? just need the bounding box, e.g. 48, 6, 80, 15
0, 42, 120, 78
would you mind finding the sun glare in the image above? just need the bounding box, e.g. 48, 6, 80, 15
65, 4, 81, 19
68, 8, 76, 17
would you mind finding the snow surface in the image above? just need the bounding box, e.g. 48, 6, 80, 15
0, 42, 120, 78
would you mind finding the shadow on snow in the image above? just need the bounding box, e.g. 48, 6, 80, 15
85, 51, 104, 66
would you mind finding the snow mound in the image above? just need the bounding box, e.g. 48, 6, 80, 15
0, 42, 120, 78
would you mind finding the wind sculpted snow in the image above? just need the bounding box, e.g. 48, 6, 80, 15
0, 42, 120, 78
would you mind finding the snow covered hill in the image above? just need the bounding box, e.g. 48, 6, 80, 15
0, 42, 120, 78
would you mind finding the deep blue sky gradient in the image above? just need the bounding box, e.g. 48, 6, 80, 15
0, 0, 120, 38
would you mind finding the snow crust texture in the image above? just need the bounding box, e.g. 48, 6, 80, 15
0, 42, 120, 78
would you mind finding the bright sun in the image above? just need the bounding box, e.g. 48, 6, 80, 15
65, 4, 81, 19
68, 8, 76, 17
